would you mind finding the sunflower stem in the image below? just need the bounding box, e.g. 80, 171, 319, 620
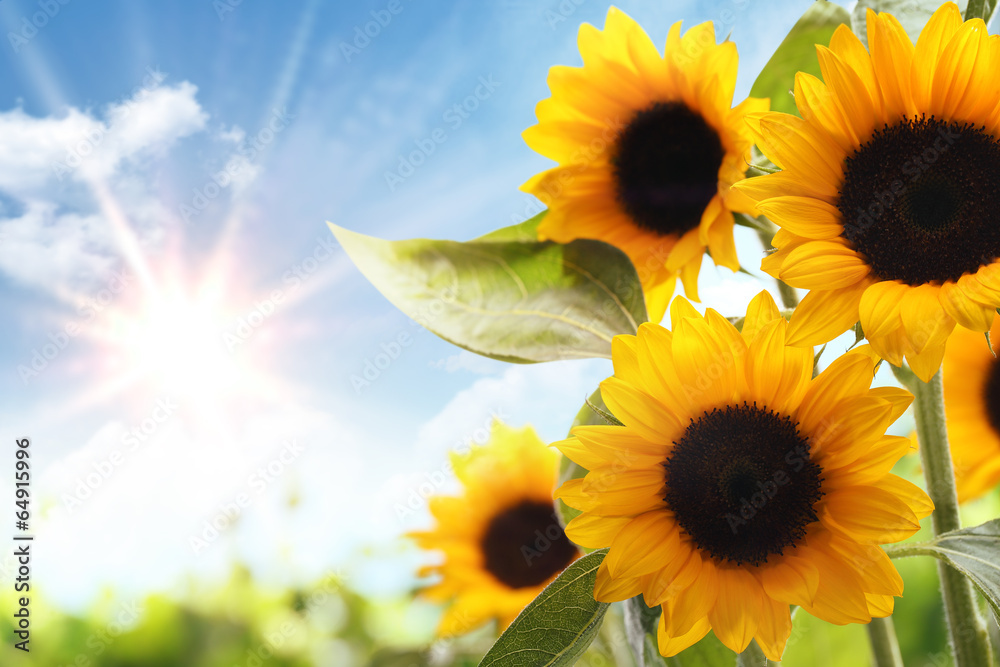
911, 369, 995, 667
866, 616, 904, 667
754, 222, 799, 309
736, 640, 772, 666
965, 0, 988, 21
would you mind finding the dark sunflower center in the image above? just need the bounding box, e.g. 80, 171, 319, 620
480, 500, 577, 589
663, 404, 823, 566
612, 101, 724, 237
983, 357, 1000, 435
838, 117, 1000, 285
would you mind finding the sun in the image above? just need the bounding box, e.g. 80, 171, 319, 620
116, 285, 245, 402
72, 249, 296, 440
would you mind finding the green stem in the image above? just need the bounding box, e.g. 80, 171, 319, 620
736, 640, 774, 666
910, 370, 994, 667
965, 0, 987, 21
754, 223, 799, 309
866, 617, 904, 667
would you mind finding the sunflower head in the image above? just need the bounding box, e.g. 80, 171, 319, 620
734, 2, 1000, 381
555, 291, 932, 660
408, 420, 580, 636
521, 7, 768, 322
943, 315, 1000, 502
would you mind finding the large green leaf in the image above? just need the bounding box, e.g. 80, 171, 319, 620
887, 519, 1000, 625
330, 220, 646, 364
476, 212, 544, 243
478, 549, 610, 667
850, 0, 970, 46
749, 1, 850, 115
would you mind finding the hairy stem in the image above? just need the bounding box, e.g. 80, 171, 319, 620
910, 370, 994, 667
867, 616, 904, 667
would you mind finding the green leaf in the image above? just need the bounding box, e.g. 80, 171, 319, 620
478, 549, 610, 667
476, 212, 545, 243
887, 519, 1000, 625
749, 1, 850, 115
624, 596, 667, 666
330, 223, 647, 364
557, 388, 612, 527
850, 0, 964, 46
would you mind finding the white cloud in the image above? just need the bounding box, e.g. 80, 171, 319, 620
412, 358, 611, 463
0, 81, 208, 295
0, 82, 207, 191
0, 201, 117, 291
29, 403, 367, 606
426, 349, 501, 374
97, 82, 208, 170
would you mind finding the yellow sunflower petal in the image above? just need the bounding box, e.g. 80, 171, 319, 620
706, 207, 739, 272
581, 467, 666, 516
745, 318, 812, 414
931, 18, 989, 120
793, 71, 856, 153
798, 544, 872, 625
750, 113, 845, 194
755, 596, 793, 662
797, 347, 878, 433
658, 613, 712, 658
708, 567, 762, 654
611, 334, 641, 385
873, 474, 934, 519
829, 23, 883, 122
940, 281, 995, 331
786, 279, 869, 347
865, 593, 895, 618
911, 3, 964, 110
821, 486, 921, 543
815, 44, 878, 144
671, 315, 741, 409
643, 541, 704, 605
777, 241, 870, 290
756, 196, 844, 239
662, 556, 718, 636
741, 289, 782, 343
826, 435, 913, 485
759, 554, 820, 607
595, 558, 644, 602
859, 280, 910, 339
606, 511, 680, 578
600, 376, 684, 442
868, 11, 916, 119
564, 512, 632, 549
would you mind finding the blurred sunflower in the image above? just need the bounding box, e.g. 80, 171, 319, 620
408, 421, 580, 635
521, 8, 768, 322
555, 292, 932, 660
942, 315, 1000, 502
735, 3, 1000, 381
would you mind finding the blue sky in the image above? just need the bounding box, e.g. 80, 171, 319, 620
0, 0, 843, 609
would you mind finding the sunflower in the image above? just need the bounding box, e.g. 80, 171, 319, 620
554, 291, 932, 660
733, 3, 1000, 382
408, 421, 581, 635
520, 8, 768, 322
942, 315, 1000, 502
